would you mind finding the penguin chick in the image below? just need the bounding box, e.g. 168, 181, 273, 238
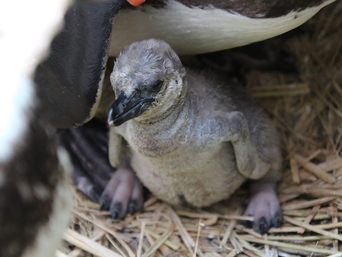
106, 39, 283, 234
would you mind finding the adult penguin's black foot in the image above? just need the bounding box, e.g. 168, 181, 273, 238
57, 119, 144, 218
241, 182, 283, 234
57, 119, 112, 202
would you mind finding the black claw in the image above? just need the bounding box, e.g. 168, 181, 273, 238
99, 195, 110, 210
272, 212, 283, 228
240, 215, 253, 229
111, 202, 123, 220
100, 202, 109, 211
111, 210, 119, 219
259, 221, 266, 234
89, 187, 102, 203
128, 200, 137, 215
246, 220, 254, 229
254, 217, 269, 234
240, 219, 253, 229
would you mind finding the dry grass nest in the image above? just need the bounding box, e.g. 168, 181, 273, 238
58, 2, 342, 256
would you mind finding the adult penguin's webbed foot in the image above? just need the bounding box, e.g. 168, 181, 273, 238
99, 161, 144, 220
57, 119, 112, 203
242, 182, 283, 234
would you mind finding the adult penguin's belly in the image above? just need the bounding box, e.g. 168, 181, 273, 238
108, 0, 334, 57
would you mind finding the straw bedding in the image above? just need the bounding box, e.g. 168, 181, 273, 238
58, 1, 342, 256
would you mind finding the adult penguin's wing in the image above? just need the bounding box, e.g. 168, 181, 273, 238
34, 0, 127, 128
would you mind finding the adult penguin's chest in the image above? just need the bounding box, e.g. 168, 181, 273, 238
108, 0, 335, 56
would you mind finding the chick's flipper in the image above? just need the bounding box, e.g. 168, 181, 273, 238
242, 182, 282, 234
99, 163, 144, 220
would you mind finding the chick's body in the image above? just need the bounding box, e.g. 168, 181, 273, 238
110, 49, 282, 207
115, 81, 244, 206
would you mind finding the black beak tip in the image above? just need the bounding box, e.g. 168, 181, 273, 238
108, 107, 126, 127
107, 91, 154, 127
107, 107, 114, 125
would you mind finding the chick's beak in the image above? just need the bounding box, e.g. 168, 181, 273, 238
108, 91, 154, 126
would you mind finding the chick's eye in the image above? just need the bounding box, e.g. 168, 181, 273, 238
150, 80, 163, 92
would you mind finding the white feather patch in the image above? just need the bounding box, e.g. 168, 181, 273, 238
22, 148, 73, 257
0, 78, 34, 163
109, 0, 335, 56
0, 0, 70, 163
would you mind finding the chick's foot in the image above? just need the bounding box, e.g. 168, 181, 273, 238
242, 182, 282, 234
99, 163, 144, 219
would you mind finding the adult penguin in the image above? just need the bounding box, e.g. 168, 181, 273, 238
0, 0, 129, 256
35, 0, 129, 128
109, 0, 336, 56
35, 0, 336, 129
0, 0, 73, 256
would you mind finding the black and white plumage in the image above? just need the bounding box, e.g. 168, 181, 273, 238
0, 0, 72, 256
35, 0, 335, 129
109, 0, 336, 56
34, 0, 128, 129
0, 82, 72, 257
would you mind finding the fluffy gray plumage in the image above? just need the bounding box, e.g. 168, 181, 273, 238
109, 39, 282, 207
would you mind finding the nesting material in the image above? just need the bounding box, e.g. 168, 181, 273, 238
60, 1, 342, 256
